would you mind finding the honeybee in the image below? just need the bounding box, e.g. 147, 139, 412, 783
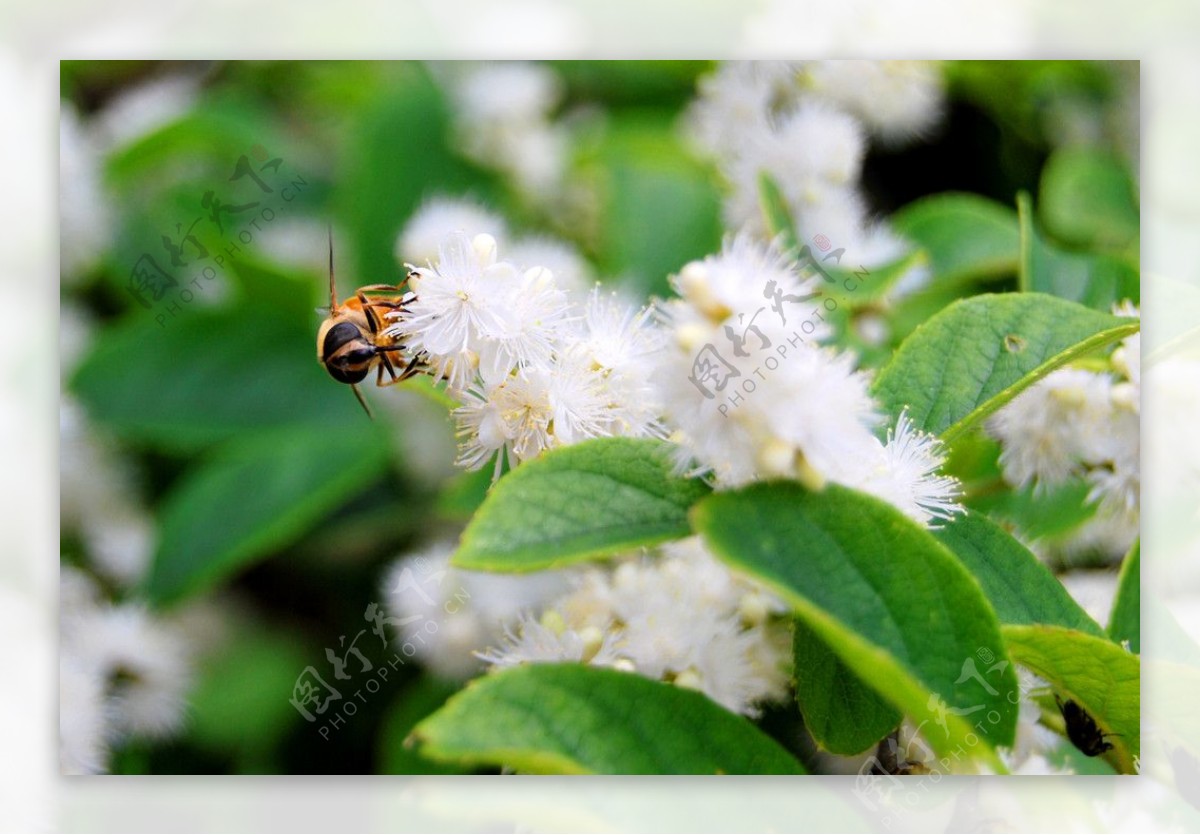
316, 231, 423, 417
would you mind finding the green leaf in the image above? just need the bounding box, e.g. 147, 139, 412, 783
452, 438, 710, 572
968, 477, 1099, 544
146, 423, 390, 605
792, 618, 901, 755
872, 292, 1140, 442
758, 172, 801, 255
70, 307, 366, 451
933, 510, 1104, 636
1038, 148, 1139, 251
410, 664, 806, 774
593, 116, 723, 298
435, 466, 495, 521
1108, 540, 1140, 653
891, 193, 1020, 286
693, 482, 1019, 766
1002, 624, 1139, 773
1019, 192, 1139, 310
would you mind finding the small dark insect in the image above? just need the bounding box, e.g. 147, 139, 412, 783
1057, 695, 1113, 757
316, 229, 424, 417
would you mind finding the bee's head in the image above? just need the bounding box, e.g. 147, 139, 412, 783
318, 318, 376, 384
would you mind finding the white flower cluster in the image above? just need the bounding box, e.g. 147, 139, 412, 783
477, 537, 792, 717
397, 195, 594, 294
988, 306, 1140, 555
60, 567, 192, 774
443, 62, 570, 199
688, 60, 945, 299
386, 228, 663, 477
656, 235, 962, 527
380, 539, 572, 681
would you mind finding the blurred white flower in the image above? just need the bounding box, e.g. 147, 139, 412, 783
724, 100, 867, 237
446, 61, 569, 197
989, 367, 1119, 490
60, 398, 154, 587
381, 539, 572, 681
479, 538, 791, 717
64, 602, 192, 739
686, 61, 800, 160
1060, 569, 1120, 625
801, 61, 945, 146
59, 101, 113, 283
506, 234, 594, 296
59, 652, 110, 775
91, 71, 200, 153
397, 195, 509, 268
60, 567, 193, 759
476, 612, 621, 668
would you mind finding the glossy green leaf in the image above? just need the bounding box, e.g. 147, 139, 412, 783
758, 172, 801, 255
1002, 624, 1140, 773
1038, 148, 1139, 251
694, 482, 1018, 766
934, 510, 1104, 636
452, 438, 710, 572
793, 618, 901, 755
410, 664, 806, 774
1019, 192, 1139, 310
891, 193, 1020, 285
71, 307, 366, 451
1108, 540, 1140, 653
872, 292, 1140, 442
146, 423, 390, 605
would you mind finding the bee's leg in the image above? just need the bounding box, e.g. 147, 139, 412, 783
376, 352, 424, 387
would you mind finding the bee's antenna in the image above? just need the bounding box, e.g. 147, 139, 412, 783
328, 224, 339, 311
350, 383, 374, 420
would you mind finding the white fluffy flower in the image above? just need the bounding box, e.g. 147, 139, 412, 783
845, 412, 963, 526
989, 368, 1117, 490
480, 538, 791, 717
388, 232, 513, 391
476, 611, 622, 668
454, 352, 610, 474
63, 600, 192, 740
397, 195, 509, 268
476, 265, 572, 386
802, 60, 945, 145
381, 539, 572, 681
